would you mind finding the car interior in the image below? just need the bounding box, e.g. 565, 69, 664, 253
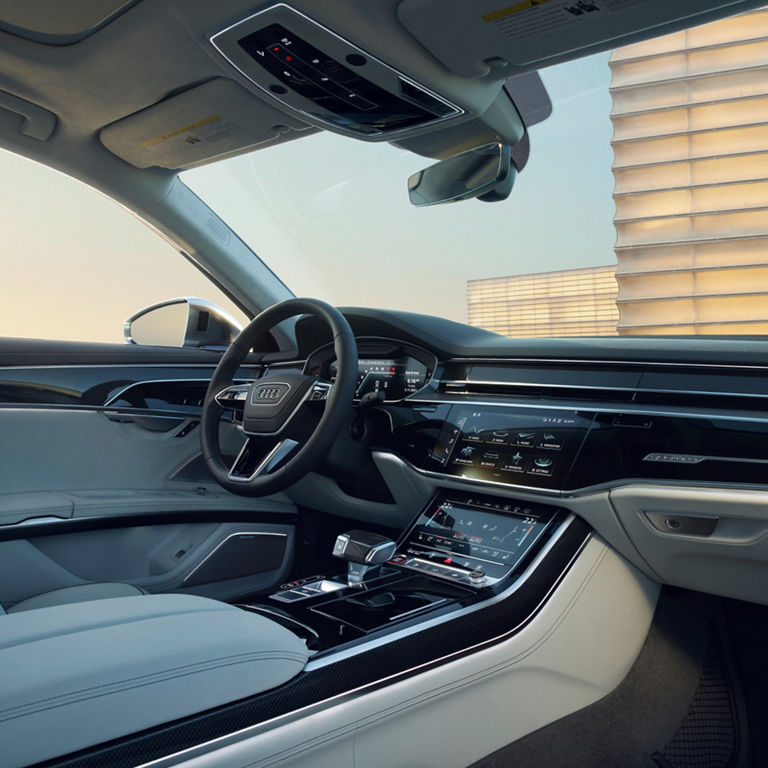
2, 1, 768, 767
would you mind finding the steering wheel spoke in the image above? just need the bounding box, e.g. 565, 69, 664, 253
214, 383, 251, 411
307, 380, 333, 402
228, 437, 300, 482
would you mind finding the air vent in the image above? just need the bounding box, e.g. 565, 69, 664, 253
440, 380, 636, 404
440, 360, 768, 412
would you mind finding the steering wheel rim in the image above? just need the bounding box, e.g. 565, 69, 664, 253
200, 297, 357, 496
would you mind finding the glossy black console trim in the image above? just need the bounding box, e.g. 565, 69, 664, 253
0, 510, 297, 542
406, 395, 768, 423
0, 338, 231, 366
36, 517, 591, 768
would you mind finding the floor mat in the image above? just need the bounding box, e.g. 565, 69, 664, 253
652, 626, 742, 768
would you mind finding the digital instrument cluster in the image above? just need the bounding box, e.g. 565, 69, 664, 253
330, 355, 429, 400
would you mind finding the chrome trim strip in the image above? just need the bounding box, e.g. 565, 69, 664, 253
136, 517, 588, 768
214, 383, 251, 408
182, 531, 288, 584
105, 378, 237, 408
209, 4, 463, 141
442, 378, 768, 400
445, 356, 768, 371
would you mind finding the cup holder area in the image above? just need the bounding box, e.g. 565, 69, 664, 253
310, 575, 472, 633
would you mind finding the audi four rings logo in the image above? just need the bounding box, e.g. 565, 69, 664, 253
251, 383, 289, 404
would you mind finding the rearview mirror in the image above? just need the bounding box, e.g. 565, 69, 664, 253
124, 297, 242, 348
407, 143, 515, 206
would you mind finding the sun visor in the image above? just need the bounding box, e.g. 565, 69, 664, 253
397, 0, 766, 77
99, 78, 315, 170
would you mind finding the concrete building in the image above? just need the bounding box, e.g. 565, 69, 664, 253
610, 6, 768, 334
467, 265, 619, 338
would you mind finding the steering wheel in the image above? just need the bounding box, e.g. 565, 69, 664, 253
200, 298, 357, 496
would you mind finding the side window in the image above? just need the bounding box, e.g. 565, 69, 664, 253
0, 148, 247, 344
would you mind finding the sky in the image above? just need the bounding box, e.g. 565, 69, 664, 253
0, 51, 614, 341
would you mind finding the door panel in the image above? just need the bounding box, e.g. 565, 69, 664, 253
0, 521, 295, 607
0, 349, 298, 604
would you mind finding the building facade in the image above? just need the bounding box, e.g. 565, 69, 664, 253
467, 265, 619, 338
610, 7, 768, 334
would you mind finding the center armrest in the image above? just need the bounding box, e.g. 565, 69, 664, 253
0, 593, 308, 768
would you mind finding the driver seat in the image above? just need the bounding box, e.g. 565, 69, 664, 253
1, 581, 146, 613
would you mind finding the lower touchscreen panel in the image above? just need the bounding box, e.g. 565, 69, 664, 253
391, 491, 562, 588
422, 405, 594, 490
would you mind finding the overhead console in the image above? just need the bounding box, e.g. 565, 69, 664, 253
211, 4, 463, 139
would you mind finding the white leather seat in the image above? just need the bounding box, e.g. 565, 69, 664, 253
3, 581, 146, 613
0, 593, 309, 768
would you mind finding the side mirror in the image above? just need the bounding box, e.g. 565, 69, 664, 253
407, 143, 516, 206
124, 297, 242, 348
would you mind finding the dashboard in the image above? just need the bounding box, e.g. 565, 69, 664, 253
285, 308, 768, 608
5, 309, 768, 609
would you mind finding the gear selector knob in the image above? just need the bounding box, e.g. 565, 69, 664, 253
333, 530, 396, 586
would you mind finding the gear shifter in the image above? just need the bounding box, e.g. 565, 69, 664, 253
332, 530, 396, 586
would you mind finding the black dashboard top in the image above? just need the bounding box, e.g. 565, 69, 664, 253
292, 306, 768, 368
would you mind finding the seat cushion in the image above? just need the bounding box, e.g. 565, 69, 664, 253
7, 581, 145, 613
0, 593, 308, 768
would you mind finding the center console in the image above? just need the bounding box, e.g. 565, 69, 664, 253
241, 489, 567, 653
391, 493, 558, 588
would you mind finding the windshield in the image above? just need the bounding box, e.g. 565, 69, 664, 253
182, 6, 768, 338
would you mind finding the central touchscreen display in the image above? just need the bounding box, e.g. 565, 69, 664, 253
424, 405, 594, 490
412, 498, 551, 568
393, 492, 560, 587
